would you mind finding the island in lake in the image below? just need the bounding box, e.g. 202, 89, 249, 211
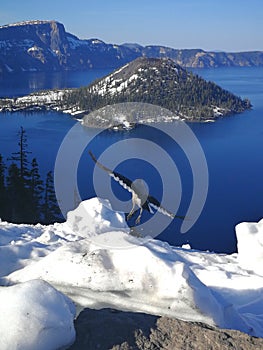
0, 57, 251, 128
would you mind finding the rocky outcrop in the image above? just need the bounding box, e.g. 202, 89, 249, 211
0, 20, 137, 74
0, 20, 263, 75
138, 47, 263, 68
69, 308, 263, 350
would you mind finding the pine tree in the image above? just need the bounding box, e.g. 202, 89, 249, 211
8, 127, 32, 222
42, 171, 61, 224
10, 126, 31, 184
28, 158, 44, 223
6, 162, 23, 222
4, 128, 62, 224
0, 154, 7, 220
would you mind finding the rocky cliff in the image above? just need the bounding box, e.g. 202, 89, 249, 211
0, 20, 137, 74
0, 20, 263, 74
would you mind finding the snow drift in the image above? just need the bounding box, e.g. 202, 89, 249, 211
0, 197, 263, 348
0, 279, 75, 350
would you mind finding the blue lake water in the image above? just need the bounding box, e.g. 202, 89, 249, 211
0, 67, 263, 253
0, 69, 113, 98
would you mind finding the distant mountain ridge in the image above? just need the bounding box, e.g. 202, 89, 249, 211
0, 20, 136, 74
0, 20, 263, 74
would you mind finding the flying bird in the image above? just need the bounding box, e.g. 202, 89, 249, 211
89, 151, 185, 225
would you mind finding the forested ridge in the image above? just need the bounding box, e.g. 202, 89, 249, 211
64, 58, 251, 120
0, 58, 251, 122
0, 127, 61, 224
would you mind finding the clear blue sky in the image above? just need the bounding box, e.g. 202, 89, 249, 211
0, 0, 262, 52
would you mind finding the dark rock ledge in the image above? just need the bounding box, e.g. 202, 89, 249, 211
69, 308, 263, 350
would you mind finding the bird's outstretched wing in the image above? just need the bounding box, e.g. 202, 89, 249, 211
148, 195, 185, 220
89, 151, 133, 193
89, 151, 185, 221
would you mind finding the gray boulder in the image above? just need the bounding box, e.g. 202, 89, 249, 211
69, 308, 263, 350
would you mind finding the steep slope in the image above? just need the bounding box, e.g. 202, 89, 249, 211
0, 20, 137, 74
0, 20, 69, 73
67, 57, 251, 123
0, 20, 263, 75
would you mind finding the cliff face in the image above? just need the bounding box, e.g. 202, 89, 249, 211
0, 20, 263, 75
0, 21, 68, 72
0, 20, 138, 74
138, 46, 263, 68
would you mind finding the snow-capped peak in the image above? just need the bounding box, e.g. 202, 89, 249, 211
88, 57, 180, 97
0, 20, 57, 29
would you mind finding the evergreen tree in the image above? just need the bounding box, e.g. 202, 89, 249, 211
6, 162, 23, 222
0, 154, 7, 220
42, 171, 61, 224
3, 128, 62, 224
28, 158, 44, 223
10, 126, 31, 184
7, 127, 33, 223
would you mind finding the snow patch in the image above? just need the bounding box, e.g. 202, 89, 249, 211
236, 219, 263, 275
92, 39, 104, 45
15, 90, 65, 105
27, 45, 40, 53
93, 72, 139, 96
65, 197, 129, 240
0, 20, 53, 29
0, 279, 75, 350
213, 106, 225, 116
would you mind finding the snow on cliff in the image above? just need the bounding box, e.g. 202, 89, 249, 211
0, 197, 263, 348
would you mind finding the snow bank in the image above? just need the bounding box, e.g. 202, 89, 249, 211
66, 197, 129, 240
0, 279, 75, 350
1, 197, 263, 345
236, 219, 263, 275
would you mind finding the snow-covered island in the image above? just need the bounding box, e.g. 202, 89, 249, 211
0, 197, 263, 349
0, 58, 251, 127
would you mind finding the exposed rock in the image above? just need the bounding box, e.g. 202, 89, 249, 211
0, 20, 263, 75
69, 308, 263, 350
0, 20, 137, 74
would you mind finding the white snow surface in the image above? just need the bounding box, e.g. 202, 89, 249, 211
0, 20, 52, 29
15, 90, 65, 105
1, 197, 263, 348
0, 280, 76, 350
